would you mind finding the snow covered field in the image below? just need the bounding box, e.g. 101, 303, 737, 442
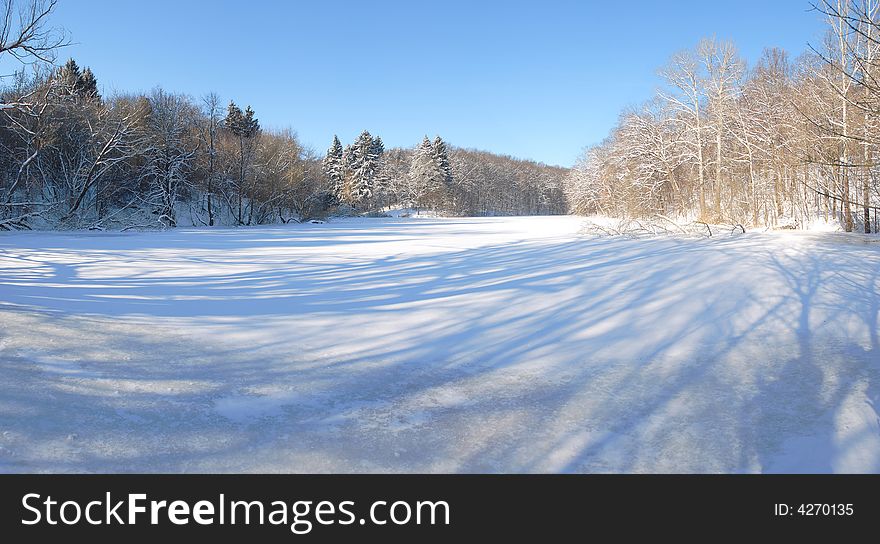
1, 216, 879, 473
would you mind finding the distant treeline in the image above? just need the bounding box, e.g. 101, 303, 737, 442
0, 2, 568, 231
565, 1, 880, 233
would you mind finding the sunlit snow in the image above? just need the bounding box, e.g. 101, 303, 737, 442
1, 216, 878, 473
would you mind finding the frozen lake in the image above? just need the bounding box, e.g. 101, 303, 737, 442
1, 216, 878, 472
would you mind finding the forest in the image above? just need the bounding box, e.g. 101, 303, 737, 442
5, 1, 880, 233
0, 1, 567, 230
565, 1, 880, 233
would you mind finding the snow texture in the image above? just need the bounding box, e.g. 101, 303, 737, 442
0, 216, 879, 473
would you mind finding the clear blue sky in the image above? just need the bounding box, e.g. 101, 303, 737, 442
48, 0, 826, 167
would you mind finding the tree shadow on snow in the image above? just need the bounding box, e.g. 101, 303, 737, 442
0, 223, 878, 473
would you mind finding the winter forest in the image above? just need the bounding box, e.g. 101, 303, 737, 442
3, 2, 880, 232
0, 2, 567, 231
2, 0, 880, 477
567, 2, 880, 233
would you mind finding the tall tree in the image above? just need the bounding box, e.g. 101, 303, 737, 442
200, 92, 222, 226
223, 100, 259, 224
344, 130, 381, 209
701, 38, 745, 218
140, 88, 197, 227
0, 0, 66, 71
322, 134, 344, 202
432, 136, 454, 209
659, 47, 710, 220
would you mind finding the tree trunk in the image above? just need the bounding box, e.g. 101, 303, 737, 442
714, 125, 723, 218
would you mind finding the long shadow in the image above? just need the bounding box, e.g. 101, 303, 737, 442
1, 224, 879, 472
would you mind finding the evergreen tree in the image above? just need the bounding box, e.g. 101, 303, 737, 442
56, 59, 100, 102
342, 130, 383, 209
408, 136, 438, 209
78, 68, 99, 101
432, 136, 453, 187
225, 102, 259, 139
56, 58, 81, 101
342, 143, 355, 171
432, 136, 454, 209
407, 135, 455, 211
371, 136, 385, 158
242, 106, 260, 136
371, 136, 389, 206
224, 101, 243, 130
224, 101, 260, 224
349, 130, 375, 206
322, 135, 345, 202
58, 58, 80, 87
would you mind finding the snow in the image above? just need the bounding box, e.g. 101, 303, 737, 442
0, 216, 878, 473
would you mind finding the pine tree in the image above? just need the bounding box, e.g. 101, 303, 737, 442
225, 102, 259, 139
322, 135, 345, 202
224, 101, 260, 224
408, 136, 438, 210
371, 136, 389, 206
371, 136, 385, 158
432, 136, 454, 209
432, 136, 453, 188
344, 130, 382, 209
78, 68, 99, 101
224, 101, 244, 130
407, 135, 455, 211
56, 59, 100, 102
58, 58, 80, 87
350, 130, 374, 206
342, 143, 355, 201
242, 106, 260, 137
56, 58, 81, 100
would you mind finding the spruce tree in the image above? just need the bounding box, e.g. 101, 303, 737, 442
59, 58, 80, 85
432, 136, 453, 187
242, 106, 260, 137
57, 58, 81, 99
224, 101, 260, 224
432, 136, 454, 210
322, 135, 345, 202
225, 102, 259, 139
409, 136, 438, 210
371, 136, 388, 206
56, 59, 100, 102
371, 136, 385, 158
77, 68, 99, 101
349, 130, 376, 207
224, 101, 244, 131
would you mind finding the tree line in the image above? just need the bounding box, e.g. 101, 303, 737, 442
322, 132, 568, 216
565, 0, 880, 233
0, 56, 322, 230
0, 0, 567, 231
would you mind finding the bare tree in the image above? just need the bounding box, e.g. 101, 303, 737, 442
701, 38, 745, 218
200, 92, 221, 226
659, 47, 710, 220
0, 0, 66, 73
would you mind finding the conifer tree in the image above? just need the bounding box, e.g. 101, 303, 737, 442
432, 136, 454, 210
408, 136, 438, 210
56, 59, 100, 102
371, 136, 389, 207
224, 101, 260, 224
322, 135, 345, 202
58, 58, 80, 86
432, 136, 453, 187
372, 136, 385, 158
340, 130, 384, 209
349, 130, 375, 207
78, 68, 99, 101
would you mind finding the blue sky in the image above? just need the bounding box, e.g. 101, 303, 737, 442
45, 0, 826, 166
